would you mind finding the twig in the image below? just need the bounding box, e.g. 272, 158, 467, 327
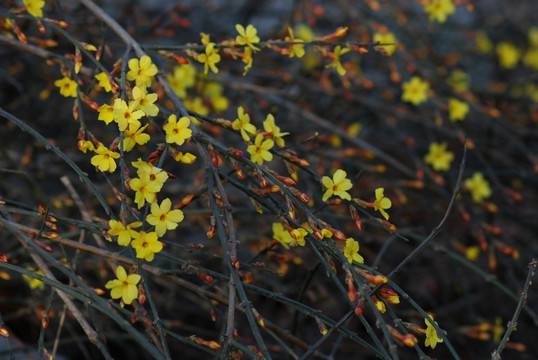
491, 259, 537, 360
387, 143, 467, 279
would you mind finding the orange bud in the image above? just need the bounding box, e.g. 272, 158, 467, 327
257, 172, 268, 188
349, 206, 363, 231
42, 315, 49, 329
74, 47, 82, 74
488, 249, 497, 271
322, 26, 349, 41
378, 287, 400, 304
483, 224, 502, 235
354, 298, 365, 316
345, 269, 357, 303
198, 271, 214, 284
0, 326, 9, 337
358, 269, 387, 285
0, 254, 7, 263
315, 316, 328, 335
251, 307, 265, 328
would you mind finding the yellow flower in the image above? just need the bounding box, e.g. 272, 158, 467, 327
272, 223, 294, 249
373, 32, 397, 55
22, 268, 45, 290
373, 187, 391, 220
113, 99, 145, 132
496, 42, 520, 69
232, 106, 257, 141
132, 85, 159, 117
528, 27, 538, 48
54, 76, 78, 98
285, 27, 305, 58
401, 76, 429, 105
424, 0, 455, 23
321, 169, 353, 202
235, 24, 261, 51
130, 160, 168, 208
325, 45, 350, 76
247, 134, 274, 165
448, 98, 470, 121
523, 48, 538, 70
424, 142, 454, 171
146, 198, 184, 237
475, 31, 493, 54
105, 266, 140, 305
242, 47, 254, 75
290, 228, 308, 247
197, 43, 221, 74
163, 114, 192, 146
131, 231, 163, 262
463, 172, 492, 203
108, 220, 142, 246
122, 121, 150, 152
23, 0, 45, 17
95, 72, 114, 92
97, 103, 115, 125
173, 152, 196, 164
446, 69, 470, 92
294, 24, 315, 42
78, 140, 95, 153
202, 82, 229, 113
126, 55, 158, 88
424, 314, 444, 349
263, 114, 289, 148
166, 64, 197, 98
344, 238, 364, 264
90, 145, 120, 173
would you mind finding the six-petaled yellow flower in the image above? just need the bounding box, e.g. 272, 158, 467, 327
424, 314, 444, 349
326, 45, 350, 76
131, 231, 163, 262
463, 172, 492, 203
344, 238, 364, 264
232, 106, 257, 141
448, 98, 470, 121
197, 43, 221, 74
54, 76, 78, 98
424, 0, 455, 23
126, 55, 158, 88
164, 114, 192, 145
132, 85, 159, 117
321, 169, 353, 202
113, 99, 145, 132
122, 122, 150, 152
23, 0, 45, 17
424, 142, 454, 171
146, 198, 185, 237
373, 187, 391, 220
105, 265, 140, 305
90, 145, 120, 173
235, 24, 261, 51
402, 76, 429, 105
247, 134, 274, 165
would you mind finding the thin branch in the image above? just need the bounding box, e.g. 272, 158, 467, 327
491, 258, 537, 360
387, 143, 467, 279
